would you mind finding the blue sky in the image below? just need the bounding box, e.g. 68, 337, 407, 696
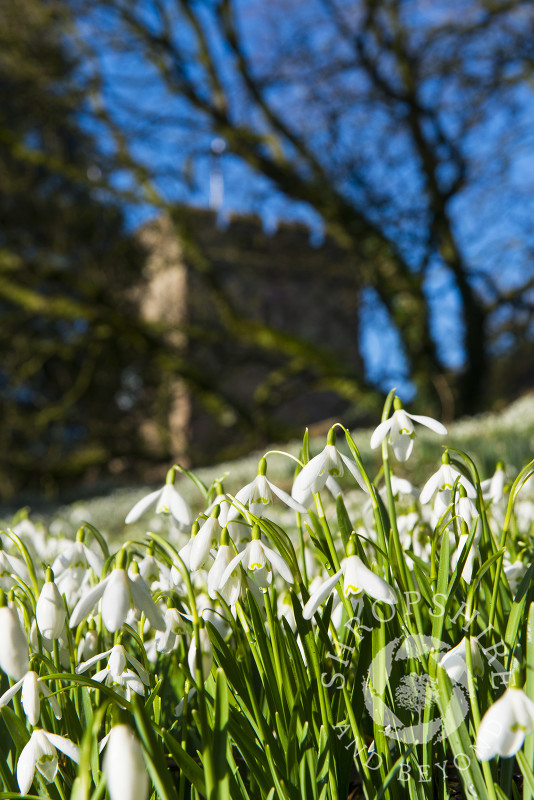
73, 0, 534, 401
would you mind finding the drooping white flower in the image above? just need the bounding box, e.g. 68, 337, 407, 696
481, 462, 506, 504
230, 458, 307, 521
476, 687, 534, 760
504, 560, 527, 594
77, 644, 149, 699
419, 454, 476, 505
69, 560, 165, 633
17, 729, 80, 794
51, 540, 104, 606
291, 431, 367, 507
303, 550, 397, 620
103, 724, 149, 800
439, 638, 484, 683
0, 670, 62, 726
370, 399, 447, 462
0, 596, 29, 680
36, 570, 66, 640
188, 625, 213, 682
0, 550, 28, 592
125, 467, 192, 530
220, 526, 293, 587
207, 539, 243, 605
189, 513, 221, 572
155, 607, 187, 654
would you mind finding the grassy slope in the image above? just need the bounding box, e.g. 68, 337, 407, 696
24, 390, 533, 540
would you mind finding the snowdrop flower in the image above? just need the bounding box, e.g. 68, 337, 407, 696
439, 638, 483, 683
481, 462, 506, 504
51, 538, 104, 605
125, 467, 192, 531
189, 511, 221, 572
17, 729, 80, 794
230, 458, 307, 521
103, 724, 149, 800
504, 560, 527, 594
0, 549, 28, 592
303, 541, 397, 620
0, 592, 29, 680
419, 452, 476, 505
451, 531, 480, 582
155, 606, 187, 654
0, 670, 62, 726
136, 553, 170, 592
77, 643, 149, 699
36, 570, 66, 640
476, 688, 534, 760
221, 525, 293, 587
291, 430, 367, 507
52, 537, 103, 579
370, 397, 447, 462
78, 622, 99, 662
207, 528, 243, 605
69, 554, 165, 633
188, 623, 213, 682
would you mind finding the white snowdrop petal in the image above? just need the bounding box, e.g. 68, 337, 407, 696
104, 725, 149, 800
129, 576, 166, 631
101, 571, 131, 632
219, 550, 245, 591
43, 731, 80, 763
268, 481, 308, 513
261, 545, 294, 584
70, 577, 109, 628
391, 434, 414, 462
0, 606, 29, 680
302, 571, 343, 620
17, 738, 37, 795
370, 419, 393, 450
339, 454, 368, 492
21, 672, 41, 726
408, 414, 448, 436
0, 677, 24, 707
125, 489, 162, 524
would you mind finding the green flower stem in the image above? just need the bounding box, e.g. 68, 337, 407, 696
489, 459, 534, 631
263, 589, 284, 696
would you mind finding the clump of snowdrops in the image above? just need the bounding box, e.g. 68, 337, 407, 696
0, 390, 533, 800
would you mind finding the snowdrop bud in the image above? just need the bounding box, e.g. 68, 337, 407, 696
104, 724, 149, 800
36, 570, 66, 640
0, 592, 29, 679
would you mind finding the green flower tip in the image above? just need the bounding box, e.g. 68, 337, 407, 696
45, 567, 55, 583
442, 450, 450, 465
258, 457, 267, 476
0, 589, 5, 608
76, 527, 85, 543
116, 549, 128, 570
165, 466, 177, 485
251, 524, 261, 541
191, 520, 200, 537
346, 535, 357, 557
497, 460, 505, 471
210, 504, 220, 520
459, 484, 467, 498
130, 560, 139, 576
326, 427, 337, 446
393, 396, 403, 411
220, 526, 229, 547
